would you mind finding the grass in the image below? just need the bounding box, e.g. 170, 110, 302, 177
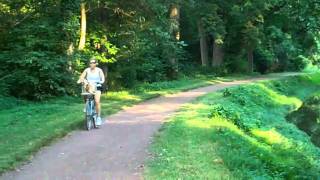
0, 74, 246, 174
145, 73, 320, 179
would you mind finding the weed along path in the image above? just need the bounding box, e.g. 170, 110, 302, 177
1, 73, 301, 180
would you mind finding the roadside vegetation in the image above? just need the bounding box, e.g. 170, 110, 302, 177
145, 73, 320, 179
287, 91, 320, 147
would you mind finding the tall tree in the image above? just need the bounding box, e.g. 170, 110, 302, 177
78, 2, 87, 50
168, 4, 180, 78
170, 4, 180, 41
201, 4, 226, 67
198, 20, 209, 66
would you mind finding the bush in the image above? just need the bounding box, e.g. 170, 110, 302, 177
254, 47, 275, 74
225, 57, 249, 73
118, 64, 138, 88
1, 52, 74, 100
287, 92, 320, 147
288, 56, 309, 71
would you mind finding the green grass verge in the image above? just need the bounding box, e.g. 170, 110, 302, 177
0, 74, 246, 174
145, 73, 320, 179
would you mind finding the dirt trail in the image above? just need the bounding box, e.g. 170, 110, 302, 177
1, 73, 300, 180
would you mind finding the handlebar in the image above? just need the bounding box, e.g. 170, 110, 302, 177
80, 81, 103, 96
78, 79, 103, 85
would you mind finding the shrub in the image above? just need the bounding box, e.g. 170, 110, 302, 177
287, 92, 320, 147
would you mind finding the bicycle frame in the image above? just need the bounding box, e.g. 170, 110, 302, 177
85, 94, 96, 116
81, 83, 98, 130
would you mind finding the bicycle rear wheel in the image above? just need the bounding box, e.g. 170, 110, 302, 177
93, 114, 97, 129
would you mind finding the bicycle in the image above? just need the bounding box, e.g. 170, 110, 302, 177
81, 81, 101, 130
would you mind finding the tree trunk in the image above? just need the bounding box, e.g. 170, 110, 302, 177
67, 42, 74, 71
170, 5, 180, 40
212, 39, 224, 67
168, 5, 180, 79
60, 0, 79, 71
247, 48, 254, 73
198, 21, 208, 66
78, 3, 86, 50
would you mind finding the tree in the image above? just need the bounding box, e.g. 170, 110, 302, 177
198, 20, 209, 66
168, 4, 180, 78
1, 0, 319, 99
201, 5, 226, 67
78, 2, 87, 50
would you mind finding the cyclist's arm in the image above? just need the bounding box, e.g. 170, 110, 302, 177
77, 69, 88, 84
99, 69, 105, 84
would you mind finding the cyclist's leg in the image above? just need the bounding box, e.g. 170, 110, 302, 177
94, 91, 102, 126
94, 91, 102, 117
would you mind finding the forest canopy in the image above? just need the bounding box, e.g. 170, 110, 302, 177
0, 0, 320, 100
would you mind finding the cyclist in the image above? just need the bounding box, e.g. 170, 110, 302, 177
77, 58, 105, 126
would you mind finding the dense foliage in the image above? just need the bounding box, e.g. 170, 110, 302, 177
146, 73, 320, 179
0, 0, 320, 99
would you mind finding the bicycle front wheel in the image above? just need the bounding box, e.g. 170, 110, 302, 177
85, 115, 93, 130
85, 100, 94, 131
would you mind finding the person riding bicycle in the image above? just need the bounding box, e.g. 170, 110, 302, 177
77, 58, 105, 126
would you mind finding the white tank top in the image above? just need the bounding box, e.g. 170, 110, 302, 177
86, 68, 101, 83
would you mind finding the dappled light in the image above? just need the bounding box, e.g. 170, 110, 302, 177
255, 84, 302, 107
251, 128, 291, 146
